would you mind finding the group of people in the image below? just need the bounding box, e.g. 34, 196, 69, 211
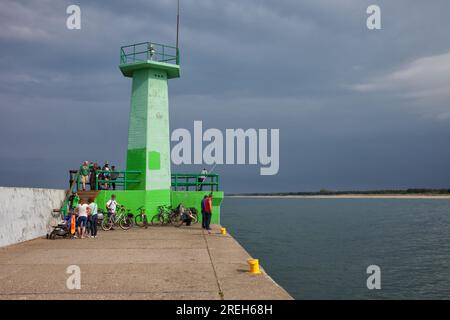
78, 160, 119, 191
67, 193, 99, 239
66, 189, 214, 238
67, 193, 118, 239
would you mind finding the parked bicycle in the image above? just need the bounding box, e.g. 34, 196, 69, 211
134, 206, 148, 228
151, 205, 173, 226
101, 205, 133, 231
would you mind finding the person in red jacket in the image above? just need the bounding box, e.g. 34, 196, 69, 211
204, 193, 213, 232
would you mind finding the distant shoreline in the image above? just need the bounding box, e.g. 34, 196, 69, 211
228, 194, 450, 199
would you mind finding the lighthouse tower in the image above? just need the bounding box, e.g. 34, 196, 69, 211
119, 42, 180, 207
62, 13, 223, 221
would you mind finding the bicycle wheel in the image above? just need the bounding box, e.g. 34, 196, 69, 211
143, 215, 148, 228
174, 215, 184, 228
170, 211, 181, 226
134, 214, 148, 228
101, 217, 112, 231
189, 208, 199, 224
161, 212, 172, 225
119, 216, 132, 230
135, 214, 144, 227
150, 214, 161, 226
136, 214, 149, 228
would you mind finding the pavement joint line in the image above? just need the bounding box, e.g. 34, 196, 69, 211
201, 229, 224, 300
0, 290, 218, 296
0, 263, 215, 266
6, 247, 210, 250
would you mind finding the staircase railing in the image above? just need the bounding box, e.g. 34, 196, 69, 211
59, 170, 80, 216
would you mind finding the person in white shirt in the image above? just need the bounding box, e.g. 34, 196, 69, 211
198, 168, 208, 191
106, 194, 118, 226
76, 200, 91, 239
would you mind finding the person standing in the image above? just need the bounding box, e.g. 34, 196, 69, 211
204, 193, 213, 232
89, 198, 98, 238
79, 161, 90, 191
106, 194, 118, 226
89, 163, 98, 191
110, 165, 119, 190
201, 195, 208, 229
102, 162, 111, 190
97, 168, 104, 190
86, 213, 92, 236
198, 168, 208, 191
76, 200, 90, 239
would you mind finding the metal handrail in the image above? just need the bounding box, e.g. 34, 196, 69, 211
95, 170, 141, 190
171, 173, 219, 192
120, 42, 179, 65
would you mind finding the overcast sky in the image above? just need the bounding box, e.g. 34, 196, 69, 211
0, 0, 450, 193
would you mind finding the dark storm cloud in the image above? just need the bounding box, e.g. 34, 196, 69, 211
1, 0, 450, 192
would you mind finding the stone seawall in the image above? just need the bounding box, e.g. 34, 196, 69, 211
0, 187, 65, 247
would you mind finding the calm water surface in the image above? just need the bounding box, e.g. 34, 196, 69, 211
221, 198, 450, 299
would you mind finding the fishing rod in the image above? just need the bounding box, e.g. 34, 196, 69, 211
209, 163, 217, 174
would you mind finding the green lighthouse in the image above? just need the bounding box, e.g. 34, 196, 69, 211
119, 42, 180, 208
69, 41, 223, 224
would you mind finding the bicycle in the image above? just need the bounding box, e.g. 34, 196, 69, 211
134, 206, 148, 228
101, 205, 133, 231
125, 207, 135, 228
151, 205, 173, 226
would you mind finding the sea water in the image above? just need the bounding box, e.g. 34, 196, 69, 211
221, 197, 450, 299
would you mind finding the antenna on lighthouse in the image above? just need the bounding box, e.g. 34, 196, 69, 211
176, 0, 180, 50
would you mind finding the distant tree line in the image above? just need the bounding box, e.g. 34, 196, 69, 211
231, 188, 450, 196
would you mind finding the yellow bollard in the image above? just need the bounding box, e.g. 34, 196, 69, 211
247, 258, 262, 274
220, 227, 227, 235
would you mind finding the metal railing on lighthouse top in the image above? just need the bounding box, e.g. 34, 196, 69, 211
120, 42, 180, 65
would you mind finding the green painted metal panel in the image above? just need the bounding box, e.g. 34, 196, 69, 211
96, 189, 171, 221
148, 151, 161, 170
126, 148, 146, 190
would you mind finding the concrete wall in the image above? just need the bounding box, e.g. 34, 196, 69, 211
0, 187, 66, 247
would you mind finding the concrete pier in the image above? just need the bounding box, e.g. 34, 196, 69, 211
0, 224, 292, 300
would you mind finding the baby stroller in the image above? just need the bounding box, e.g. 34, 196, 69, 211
47, 214, 73, 240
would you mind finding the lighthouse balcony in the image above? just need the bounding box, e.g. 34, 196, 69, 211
120, 41, 179, 65
119, 42, 180, 79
